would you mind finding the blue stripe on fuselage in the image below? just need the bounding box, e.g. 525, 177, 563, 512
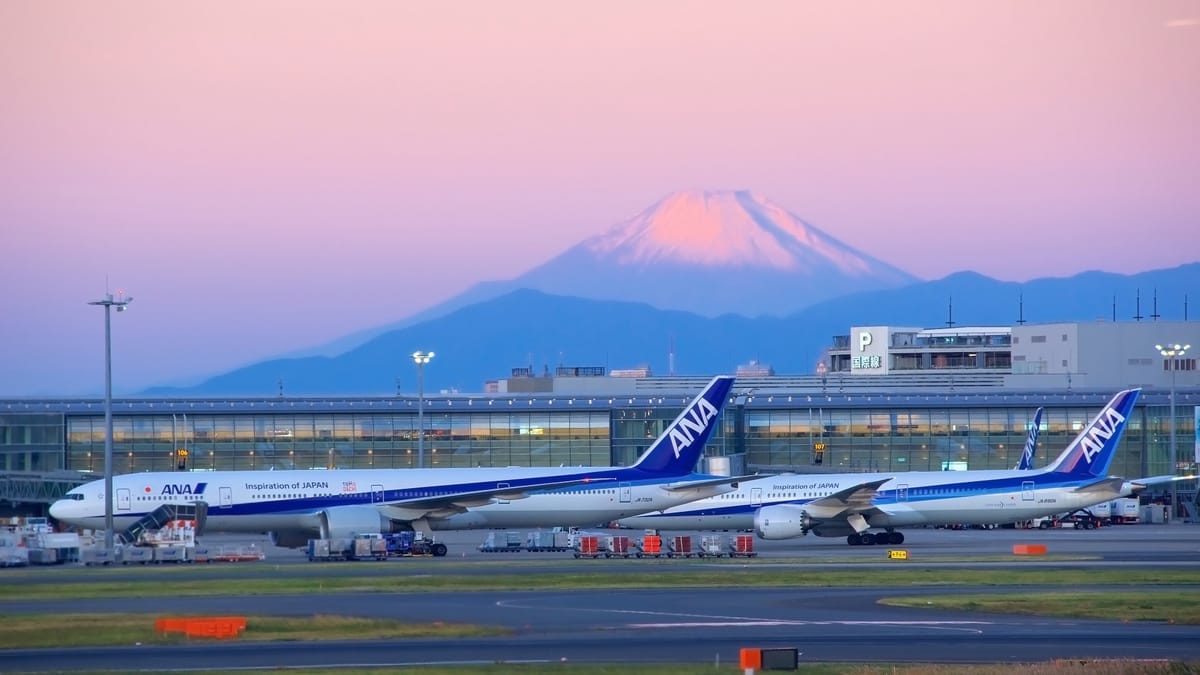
646, 472, 1103, 519
181, 470, 711, 518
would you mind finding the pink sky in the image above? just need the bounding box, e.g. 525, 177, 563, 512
1, 2, 1198, 395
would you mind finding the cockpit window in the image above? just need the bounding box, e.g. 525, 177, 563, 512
66, 493, 84, 501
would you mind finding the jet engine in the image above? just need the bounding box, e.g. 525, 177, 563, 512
319, 505, 404, 540
753, 504, 812, 540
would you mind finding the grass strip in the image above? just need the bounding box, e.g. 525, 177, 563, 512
880, 590, 1200, 625
1, 567, 1198, 601
0, 554, 1100, 581
0, 613, 509, 649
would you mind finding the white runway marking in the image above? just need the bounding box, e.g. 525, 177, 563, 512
496, 599, 989, 633
625, 620, 989, 629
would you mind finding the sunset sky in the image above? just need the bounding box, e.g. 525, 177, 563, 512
2, 2, 1198, 395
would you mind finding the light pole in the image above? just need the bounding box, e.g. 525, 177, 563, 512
412, 350, 434, 469
1156, 343, 1191, 522
88, 291, 133, 551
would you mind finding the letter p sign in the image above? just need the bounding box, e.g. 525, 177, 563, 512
858, 332, 873, 352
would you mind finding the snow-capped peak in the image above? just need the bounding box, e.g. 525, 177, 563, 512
580, 189, 889, 276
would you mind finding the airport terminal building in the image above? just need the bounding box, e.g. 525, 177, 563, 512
1, 320, 1197, 514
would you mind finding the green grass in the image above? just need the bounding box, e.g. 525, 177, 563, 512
2, 566, 1198, 600
11, 663, 1200, 675
881, 590, 1200, 624
0, 613, 509, 649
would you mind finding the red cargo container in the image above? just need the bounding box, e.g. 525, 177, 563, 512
730, 534, 757, 557
573, 535, 602, 559
606, 535, 632, 558
668, 535, 693, 558
638, 534, 663, 558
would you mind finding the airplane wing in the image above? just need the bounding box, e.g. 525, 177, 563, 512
1122, 474, 1198, 494
377, 477, 617, 520
803, 478, 892, 520
808, 478, 891, 510
661, 474, 761, 492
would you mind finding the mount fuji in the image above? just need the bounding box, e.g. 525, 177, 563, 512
300, 190, 918, 360
510, 189, 917, 317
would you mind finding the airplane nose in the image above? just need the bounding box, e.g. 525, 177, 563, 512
49, 499, 67, 520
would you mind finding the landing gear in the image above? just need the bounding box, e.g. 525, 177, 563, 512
845, 530, 904, 546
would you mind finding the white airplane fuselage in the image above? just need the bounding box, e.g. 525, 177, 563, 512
53, 467, 732, 534
619, 469, 1124, 532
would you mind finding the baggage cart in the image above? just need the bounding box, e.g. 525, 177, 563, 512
698, 534, 724, 557
637, 533, 663, 558
729, 533, 757, 557
80, 547, 114, 566
606, 535, 633, 558
118, 546, 153, 565
479, 531, 524, 552
573, 534, 602, 558
525, 531, 569, 552
667, 535, 693, 558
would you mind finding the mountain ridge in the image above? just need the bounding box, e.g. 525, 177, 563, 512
142, 262, 1200, 396
282, 189, 918, 360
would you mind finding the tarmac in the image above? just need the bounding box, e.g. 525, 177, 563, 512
2, 523, 1199, 671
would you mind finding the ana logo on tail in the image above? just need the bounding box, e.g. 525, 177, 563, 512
668, 398, 720, 459
1080, 407, 1127, 465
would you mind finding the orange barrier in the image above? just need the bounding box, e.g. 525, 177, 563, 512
739, 646, 800, 671
156, 616, 246, 639
1013, 544, 1048, 555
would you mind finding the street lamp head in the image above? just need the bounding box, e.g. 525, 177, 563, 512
412, 350, 435, 365
1156, 343, 1192, 358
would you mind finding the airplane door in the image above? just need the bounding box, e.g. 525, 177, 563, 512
371, 484, 385, 503
750, 487, 762, 507
219, 486, 233, 508
897, 484, 909, 502
116, 488, 131, 512
619, 482, 631, 503
496, 482, 510, 505
1021, 480, 1035, 502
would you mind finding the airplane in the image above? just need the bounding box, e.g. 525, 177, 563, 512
1015, 407, 1043, 470
51, 376, 744, 554
618, 389, 1142, 546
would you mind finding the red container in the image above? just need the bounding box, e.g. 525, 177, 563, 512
669, 535, 692, 556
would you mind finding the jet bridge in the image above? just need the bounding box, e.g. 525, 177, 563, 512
0, 471, 88, 507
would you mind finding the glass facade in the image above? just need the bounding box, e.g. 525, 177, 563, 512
0, 413, 64, 472
0, 396, 1193, 492
743, 405, 1154, 478
62, 410, 611, 473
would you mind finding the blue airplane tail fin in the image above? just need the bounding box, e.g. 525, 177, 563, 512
1016, 407, 1043, 470
1045, 389, 1140, 478
631, 376, 735, 476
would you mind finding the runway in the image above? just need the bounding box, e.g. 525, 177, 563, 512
5, 586, 1200, 670
2, 525, 1199, 671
